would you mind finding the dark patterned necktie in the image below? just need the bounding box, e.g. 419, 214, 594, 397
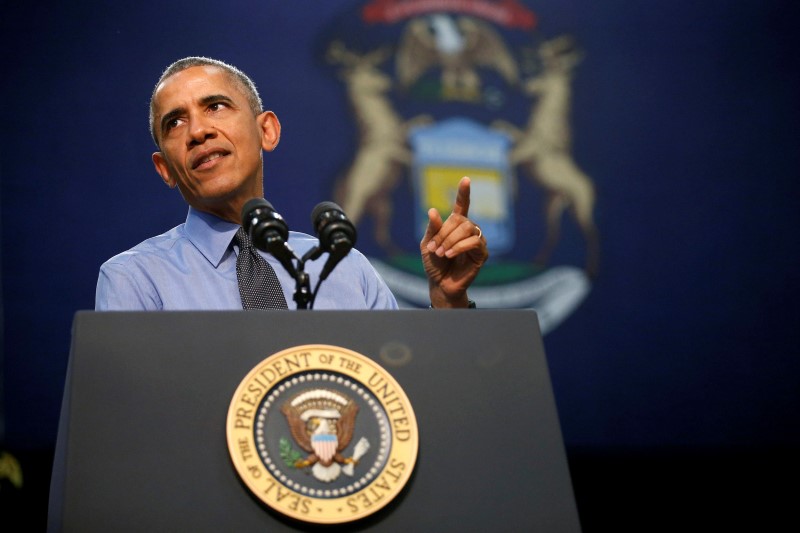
234, 227, 288, 309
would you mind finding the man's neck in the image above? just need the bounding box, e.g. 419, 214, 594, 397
191, 194, 262, 225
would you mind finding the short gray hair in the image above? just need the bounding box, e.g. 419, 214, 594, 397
149, 57, 263, 146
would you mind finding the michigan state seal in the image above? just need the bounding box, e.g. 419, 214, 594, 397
226, 344, 419, 524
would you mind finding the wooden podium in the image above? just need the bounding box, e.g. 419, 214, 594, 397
49, 310, 580, 531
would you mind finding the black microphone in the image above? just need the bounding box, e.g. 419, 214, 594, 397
311, 201, 357, 280
241, 198, 297, 277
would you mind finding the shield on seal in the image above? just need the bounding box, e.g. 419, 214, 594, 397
311, 433, 338, 463
409, 117, 515, 254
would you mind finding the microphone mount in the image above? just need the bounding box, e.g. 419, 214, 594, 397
241, 198, 357, 310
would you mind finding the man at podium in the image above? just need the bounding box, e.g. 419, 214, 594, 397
95, 57, 488, 312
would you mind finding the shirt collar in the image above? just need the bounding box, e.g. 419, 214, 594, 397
184, 207, 239, 268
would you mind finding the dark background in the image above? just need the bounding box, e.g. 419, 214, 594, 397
2, 1, 798, 530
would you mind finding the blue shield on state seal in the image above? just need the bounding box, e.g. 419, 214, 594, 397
409, 118, 514, 255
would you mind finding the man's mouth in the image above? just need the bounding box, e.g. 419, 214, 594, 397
192, 150, 229, 170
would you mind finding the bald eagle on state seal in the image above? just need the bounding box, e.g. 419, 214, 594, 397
281, 389, 365, 482
396, 13, 519, 97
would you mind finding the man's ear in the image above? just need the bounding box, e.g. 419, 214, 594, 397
259, 111, 281, 152
152, 152, 176, 188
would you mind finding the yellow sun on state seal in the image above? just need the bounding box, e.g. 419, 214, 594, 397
226, 344, 419, 524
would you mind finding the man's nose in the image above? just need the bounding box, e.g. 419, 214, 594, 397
187, 114, 216, 146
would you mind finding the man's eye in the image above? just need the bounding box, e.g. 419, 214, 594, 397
165, 118, 183, 132
209, 102, 228, 112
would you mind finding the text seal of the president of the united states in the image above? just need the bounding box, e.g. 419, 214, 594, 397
227, 344, 419, 524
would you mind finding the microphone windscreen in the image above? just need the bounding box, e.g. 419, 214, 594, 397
241, 198, 274, 227
311, 201, 344, 226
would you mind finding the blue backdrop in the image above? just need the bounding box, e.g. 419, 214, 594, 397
2, 0, 799, 513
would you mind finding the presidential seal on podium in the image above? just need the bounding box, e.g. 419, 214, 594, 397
227, 344, 419, 524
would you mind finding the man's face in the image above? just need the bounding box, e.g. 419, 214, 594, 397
151, 65, 279, 222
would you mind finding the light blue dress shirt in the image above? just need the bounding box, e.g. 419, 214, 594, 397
95, 207, 398, 311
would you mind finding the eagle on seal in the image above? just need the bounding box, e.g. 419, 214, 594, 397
281, 393, 359, 471
396, 13, 519, 95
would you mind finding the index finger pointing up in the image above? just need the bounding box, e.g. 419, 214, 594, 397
452, 176, 472, 217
